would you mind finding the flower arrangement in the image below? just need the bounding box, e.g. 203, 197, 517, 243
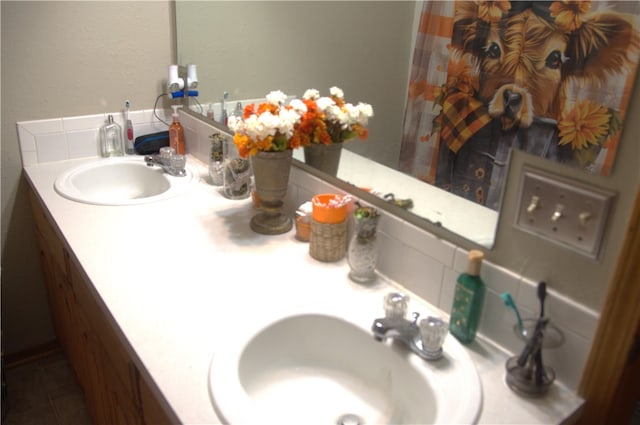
229, 87, 374, 157
299, 87, 374, 145
228, 90, 304, 157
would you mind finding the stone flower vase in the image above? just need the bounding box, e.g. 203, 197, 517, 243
249, 149, 293, 235
303, 143, 343, 177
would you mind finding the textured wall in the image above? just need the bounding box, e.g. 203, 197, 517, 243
1, 1, 174, 355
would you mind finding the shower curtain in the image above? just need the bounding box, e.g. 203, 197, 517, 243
398, 1, 640, 210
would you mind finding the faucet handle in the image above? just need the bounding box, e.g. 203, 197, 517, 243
419, 316, 448, 356
384, 292, 409, 319
411, 311, 420, 324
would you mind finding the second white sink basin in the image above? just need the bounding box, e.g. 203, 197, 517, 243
54, 157, 193, 206
209, 303, 482, 424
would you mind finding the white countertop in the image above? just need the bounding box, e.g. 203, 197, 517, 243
24, 155, 583, 424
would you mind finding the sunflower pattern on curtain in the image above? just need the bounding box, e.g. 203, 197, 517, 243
398, 1, 640, 211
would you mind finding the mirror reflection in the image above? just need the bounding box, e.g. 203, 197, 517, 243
176, 1, 501, 247
176, 1, 639, 247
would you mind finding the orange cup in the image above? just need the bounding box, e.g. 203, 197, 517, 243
312, 194, 348, 224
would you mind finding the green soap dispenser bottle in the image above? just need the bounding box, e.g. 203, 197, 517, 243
449, 250, 486, 343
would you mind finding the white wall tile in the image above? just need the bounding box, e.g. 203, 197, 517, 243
452, 247, 470, 273
17, 125, 36, 152
438, 267, 458, 311
400, 246, 445, 303
401, 221, 456, 266
18, 118, 63, 134
517, 277, 599, 339
67, 129, 99, 159
21, 151, 38, 167
376, 232, 407, 282
377, 212, 404, 240
129, 109, 148, 124
481, 261, 521, 295
542, 327, 592, 390
35, 132, 68, 162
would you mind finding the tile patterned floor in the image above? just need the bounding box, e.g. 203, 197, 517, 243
2, 351, 91, 425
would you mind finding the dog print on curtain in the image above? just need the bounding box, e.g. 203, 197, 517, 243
399, 1, 640, 210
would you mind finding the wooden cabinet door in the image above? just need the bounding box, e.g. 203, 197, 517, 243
77, 311, 111, 425
28, 185, 170, 425
139, 373, 176, 425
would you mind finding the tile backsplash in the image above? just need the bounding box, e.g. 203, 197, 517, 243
17, 109, 171, 166
17, 110, 600, 392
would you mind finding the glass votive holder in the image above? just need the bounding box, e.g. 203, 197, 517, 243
419, 316, 448, 355
384, 292, 409, 319
222, 138, 252, 200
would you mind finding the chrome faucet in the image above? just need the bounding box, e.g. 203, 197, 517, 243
372, 293, 448, 361
144, 153, 186, 177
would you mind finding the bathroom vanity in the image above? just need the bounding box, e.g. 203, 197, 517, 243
24, 155, 584, 424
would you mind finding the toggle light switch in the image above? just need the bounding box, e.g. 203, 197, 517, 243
578, 211, 593, 226
527, 195, 540, 214
514, 167, 615, 259
551, 204, 564, 222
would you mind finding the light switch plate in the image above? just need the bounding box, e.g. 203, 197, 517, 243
514, 167, 615, 259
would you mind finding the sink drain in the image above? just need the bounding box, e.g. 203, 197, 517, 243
336, 413, 364, 425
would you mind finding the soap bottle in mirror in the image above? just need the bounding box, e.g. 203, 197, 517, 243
449, 250, 486, 344
100, 114, 124, 157
169, 105, 185, 155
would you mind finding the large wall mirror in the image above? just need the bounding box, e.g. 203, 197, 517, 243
175, 1, 640, 249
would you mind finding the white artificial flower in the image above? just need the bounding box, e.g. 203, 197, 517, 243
356, 102, 374, 126
266, 90, 287, 106
344, 103, 360, 124
277, 108, 301, 137
303, 89, 320, 100
330, 86, 344, 99
332, 107, 349, 129
316, 96, 335, 112
289, 98, 308, 114
253, 112, 278, 139
227, 115, 243, 132
242, 114, 259, 138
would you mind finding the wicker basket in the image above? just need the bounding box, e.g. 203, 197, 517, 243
309, 219, 347, 262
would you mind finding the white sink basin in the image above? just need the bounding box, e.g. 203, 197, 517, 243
54, 157, 193, 206
209, 304, 482, 424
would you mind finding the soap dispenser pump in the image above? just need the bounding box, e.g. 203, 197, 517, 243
100, 114, 124, 157
169, 105, 185, 155
449, 250, 486, 343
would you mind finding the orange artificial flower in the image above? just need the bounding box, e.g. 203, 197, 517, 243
549, 1, 591, 31
557, 99, 610, 150
477, 1, 511, 23
445, 57, 478, 96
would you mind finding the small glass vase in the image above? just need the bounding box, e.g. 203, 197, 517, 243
347, 206, 380, 283
208, 133, 225, 186
222, 138, 252, 200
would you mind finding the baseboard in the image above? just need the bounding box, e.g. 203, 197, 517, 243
4, 339, 61, 368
